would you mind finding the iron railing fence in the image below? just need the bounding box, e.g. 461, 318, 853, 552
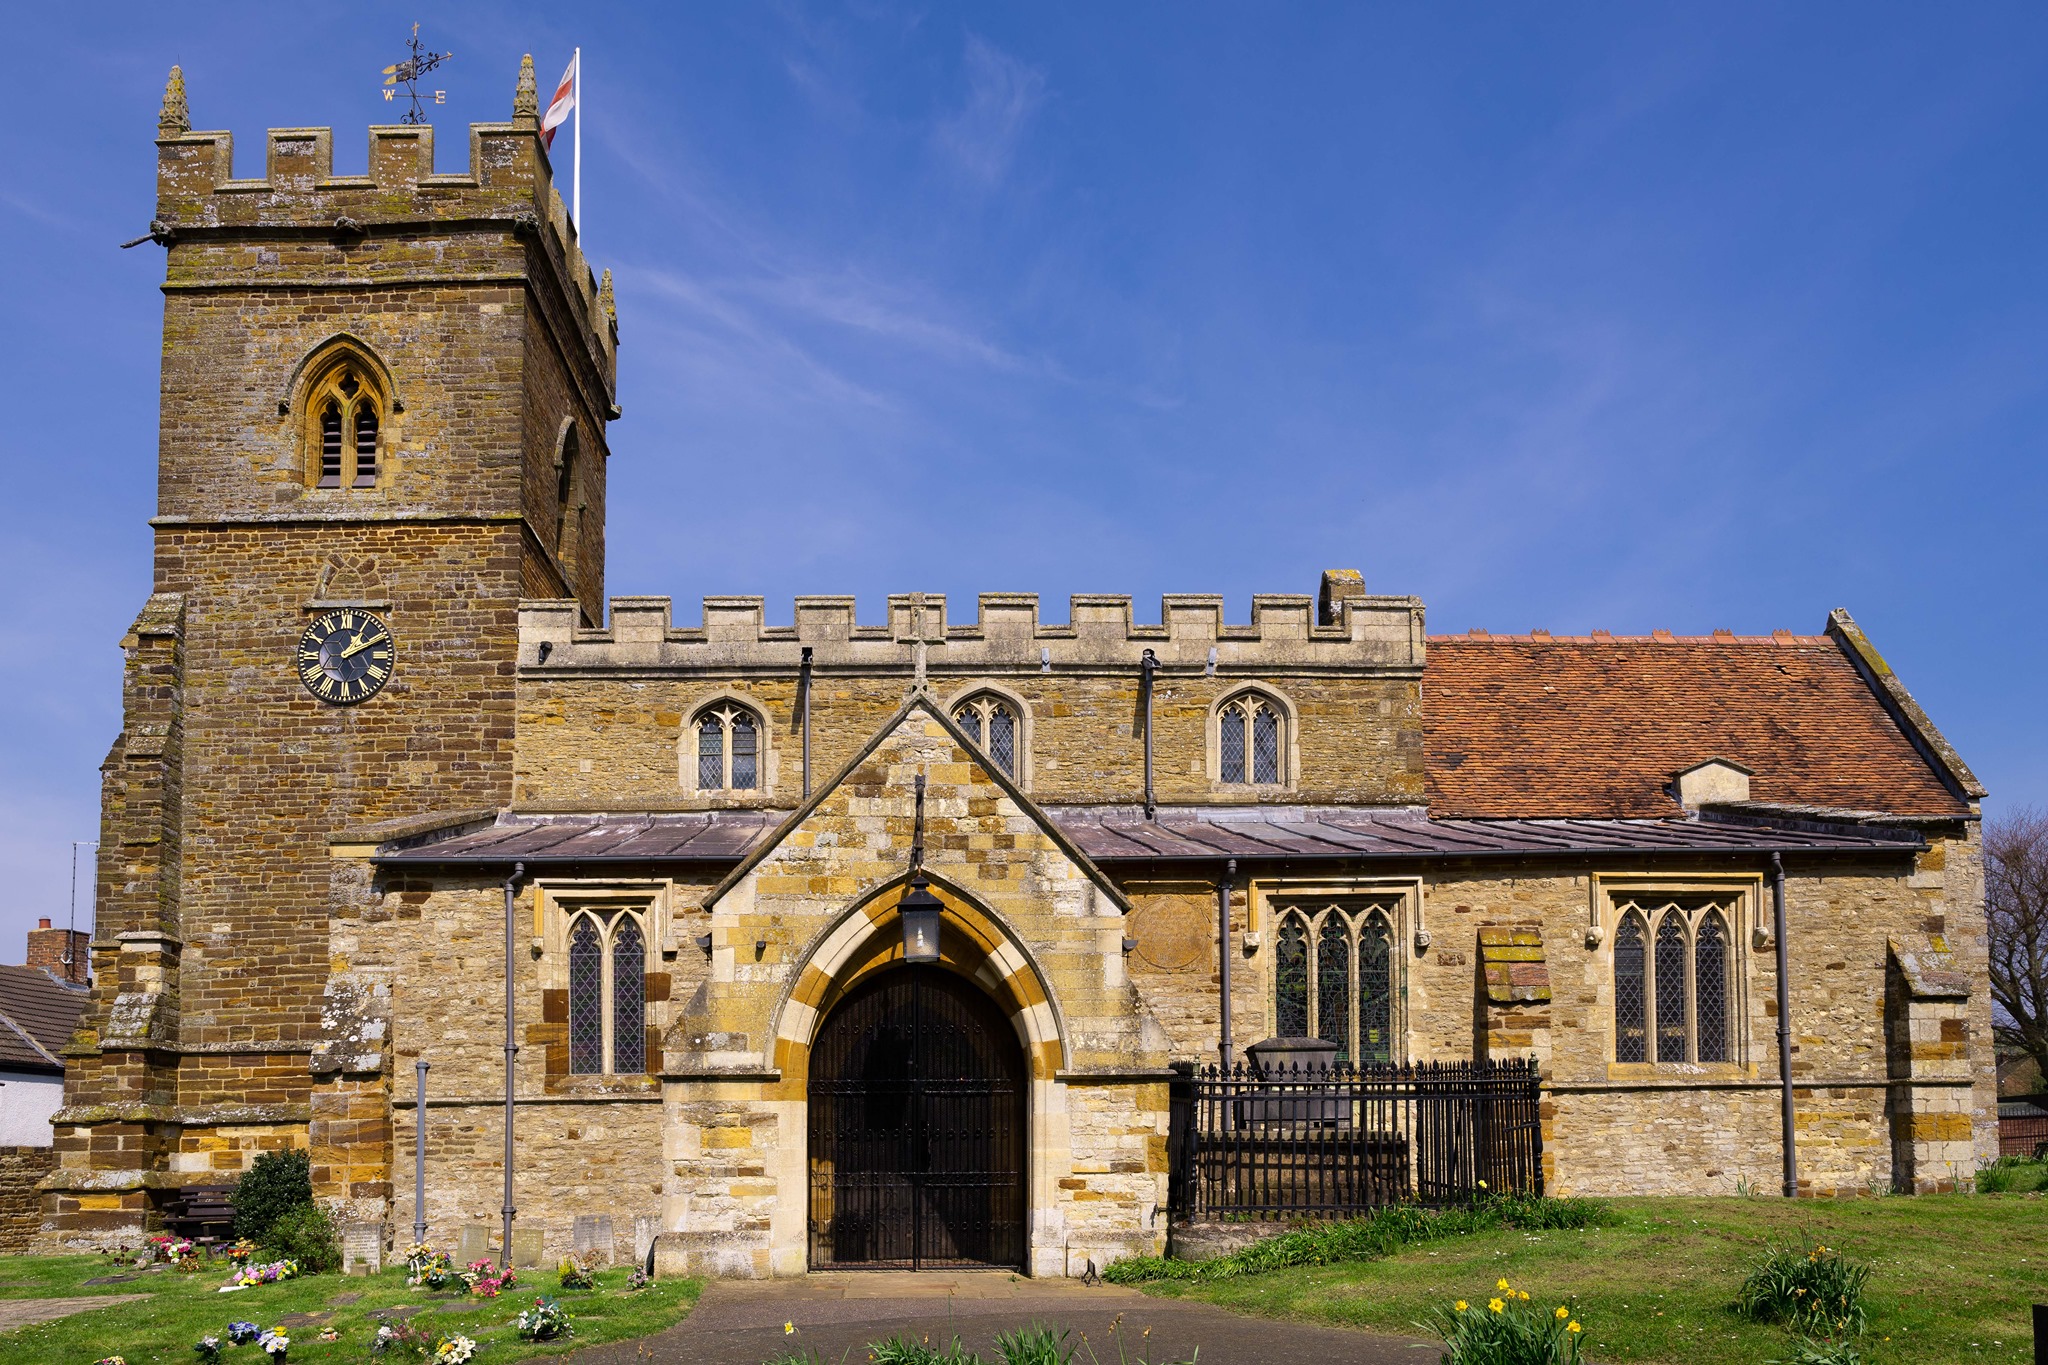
1168, 1057, 1543, 1221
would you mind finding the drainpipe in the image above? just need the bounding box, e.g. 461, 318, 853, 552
1139, 649, 1158, 820
501, 861, 526, 1269
800, 646, 814, 800
413, 1059, 430, 1246
1218, 858, 1237, 1069
1772, 853, 1798, 1198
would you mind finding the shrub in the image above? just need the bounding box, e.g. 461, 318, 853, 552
1768, 1338, 1870, 1365
869, 1334, 983, 1365
1976, 1155, 2048, 1194
262, 1202, 342, 1273
1103, 1193, 1615, 1283
1421, 1280, 1587, 1365
995, 1323, 1076, 1365
1734, 1242, 1870, 1338
231, 1150, 312, 1242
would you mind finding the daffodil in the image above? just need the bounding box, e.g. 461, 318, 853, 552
1568, 1322, 1582, 1334
784, 1322, 795, 1335
1454, 1301, 1468, 1313
1555, 1306, 1570, 1319
1489, 1298, 1505, 1313
1497, 1278, 1511, 1292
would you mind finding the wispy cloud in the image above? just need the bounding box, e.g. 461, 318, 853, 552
933, 34, 1046, 185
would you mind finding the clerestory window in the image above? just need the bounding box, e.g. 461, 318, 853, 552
567, 910, 647, 1075
695, 702, 761, 791
952, 693, 1021, 778
309, 365, 382, 489
1218, 690, 1285, 785
1272, 900, 1398, 1064
1612, 895, 1736, 1064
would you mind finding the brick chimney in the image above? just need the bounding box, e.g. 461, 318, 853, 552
27, 917, 89, 985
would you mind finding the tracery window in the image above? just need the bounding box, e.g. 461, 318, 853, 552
952, 693, 1020, 778
1271, 900, 1398, 1063
1611, 895, 1737, 1064
1219, 691, 1285, 785
567, 909, 648, 1075
308, 364, 382, 489
695, 702, 761, 791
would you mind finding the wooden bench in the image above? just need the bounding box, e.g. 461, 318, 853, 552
162, 1185, 237, 1247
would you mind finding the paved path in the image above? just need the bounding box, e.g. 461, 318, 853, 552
567, 1272, 1434, 1365
0, 1294, 152, 1333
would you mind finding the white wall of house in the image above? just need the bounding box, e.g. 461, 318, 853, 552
0, 1070, 62, 1146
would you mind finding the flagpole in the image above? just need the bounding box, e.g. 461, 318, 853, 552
572, 47, 581, 234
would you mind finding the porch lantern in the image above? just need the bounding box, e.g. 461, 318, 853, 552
899, 874, 943, 963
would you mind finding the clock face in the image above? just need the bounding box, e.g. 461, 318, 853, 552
296, 609, 395, 705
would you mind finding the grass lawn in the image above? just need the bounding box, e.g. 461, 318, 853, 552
1137, 1195, 2048, 1365
0, 1253, 701, 1365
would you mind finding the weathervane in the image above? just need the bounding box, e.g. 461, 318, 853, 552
381, 23, 453, 124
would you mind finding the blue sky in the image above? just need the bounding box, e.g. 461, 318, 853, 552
2, 4, 2045, 953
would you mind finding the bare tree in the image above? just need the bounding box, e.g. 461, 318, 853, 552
1988, 807, 2048, 1086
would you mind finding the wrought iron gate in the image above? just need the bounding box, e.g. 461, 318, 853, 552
807, 966, 1025, 1269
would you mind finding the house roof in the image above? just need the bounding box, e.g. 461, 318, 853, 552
1423, 620, 1974, 820
0, 964, 89, 1074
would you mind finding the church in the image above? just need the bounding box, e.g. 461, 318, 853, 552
36, 60, 1994, 1278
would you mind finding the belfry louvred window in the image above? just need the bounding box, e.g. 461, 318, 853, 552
307, 362, 383, 489
952, 694, 1020, 778
566, 909, 649, 1076
1611, 895, 1738, 1064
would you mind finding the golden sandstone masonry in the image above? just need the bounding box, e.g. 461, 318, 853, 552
40, 61, 1996, 1274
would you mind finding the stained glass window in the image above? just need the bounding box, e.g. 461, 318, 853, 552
1694, 912, 1729, 1063
1252, 705, 1280, 784
568, 917, 604, 1074
1654, 913, 1688, 1063
611, 918, 646, 1074
1614, 913, 1647, 1063
730, 713, 758, 789
1275, 916, 1309, 1038
1219, 706, 1247, 784
1358, 911, 1393, 1064
697, 715, 724, 789
1316, 915, 1350, 1062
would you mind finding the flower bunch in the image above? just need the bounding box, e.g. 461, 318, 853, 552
194, 1334, 224, 1365
318, 1326, 340, 1343
405, 1244, 457, 1290
226, 1238, 259, 1262
373, 1322, 435, 1356
93, 1357, 128, 1365
459, 1259, 516, 1297
1424, 1278, 1586, 1365
147, 1232, 201, 1267
625, 1266, 653, 1292
559, 1253, 597, 1290
433, 1335, 477, 1364
234, 1259, 300, 1288
256, 1327, 290, 1360
516, 1294, 575, 1341
227, 1322, 261, 1345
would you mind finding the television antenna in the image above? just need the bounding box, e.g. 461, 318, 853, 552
381, 23, 453, 124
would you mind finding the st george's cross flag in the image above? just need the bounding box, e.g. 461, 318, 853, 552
542, 51, 578, 149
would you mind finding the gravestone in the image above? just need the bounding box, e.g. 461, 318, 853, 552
633, 1215, 659, 1269
456, 1225, 491, 1265
572, 1214, 614, 1264
339, 1221, 383, 1275
511, 1227, 545, 1269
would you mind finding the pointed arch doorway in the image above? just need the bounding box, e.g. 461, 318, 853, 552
806, 965, 1026, 1269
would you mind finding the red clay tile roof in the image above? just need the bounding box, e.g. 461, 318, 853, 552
1423, 630, 1970, 820
0, 964, 89, 1074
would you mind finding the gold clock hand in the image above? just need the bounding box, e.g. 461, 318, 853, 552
339, 630, 385, 659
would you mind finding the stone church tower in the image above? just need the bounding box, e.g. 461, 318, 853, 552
45, 61, 616, 1236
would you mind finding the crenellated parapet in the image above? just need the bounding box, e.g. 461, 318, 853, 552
519, 580, 1425, 675
149, 62, 615, 389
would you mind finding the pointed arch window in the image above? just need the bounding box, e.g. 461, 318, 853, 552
952, 693, 1021, 778
304, 360, 384, 489
1219, 691, 1285, 785
695, 702, 762, 791
555, 425, 581, 561
1270, 899, 1401, 1063
1610, 894, 1744, 1064
566, 909, 649, 1075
